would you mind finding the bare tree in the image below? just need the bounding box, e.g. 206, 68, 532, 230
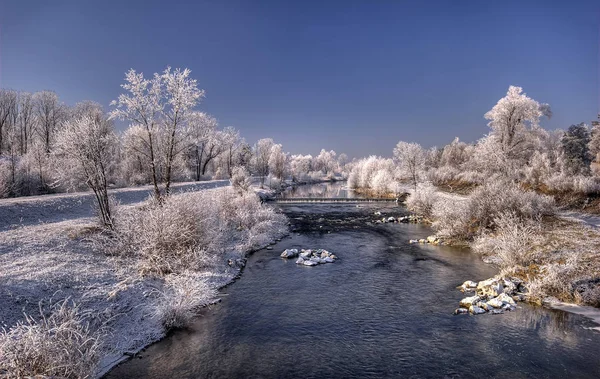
18, 92, 35, 155
0, 89, 18, 154
33, 91, 65, 154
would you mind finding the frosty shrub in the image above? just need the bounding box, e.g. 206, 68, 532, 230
427, 165, 460, 186
0, 299, 103, 379
371, 170, 394, 195
112, 188, 286, 275
544, 174, 600, 195
153, 273, 218, 330
527, 253, 585, 303
431, 198, 472, 240
405, 183, 438, 219
230, 166, 251, 195
433, 178, 554, 240
473, 211, 540, 269
266, 174, 283, 190
0, 159, 11, 198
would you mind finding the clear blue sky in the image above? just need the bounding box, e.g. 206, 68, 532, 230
1, 0, 598, 158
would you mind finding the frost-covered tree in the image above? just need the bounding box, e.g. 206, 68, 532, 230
33, 91, 65, 154
110, 67, 204, 198
253, 138, 274, 186
315, 149, 338, 175
17, 92, 35, 155
290, 154, 312, 181
187, 112, 218, 180
268, 144, 287, 179
561, 123, 592, 175
221, 126, 243, 177
440, 137, 469, 168
53, 104, 117, 229
484, 86, 551, 165
393, 141, 425, 190
589, 122, 600, 164
0, 90, 18, 154
230, 166, 252, 195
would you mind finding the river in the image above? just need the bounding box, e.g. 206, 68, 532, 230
106, 182, 600, 378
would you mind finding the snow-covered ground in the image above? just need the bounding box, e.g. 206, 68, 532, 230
0, 180, 230, 376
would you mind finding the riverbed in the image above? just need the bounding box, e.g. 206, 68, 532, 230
106, 182, 600, 378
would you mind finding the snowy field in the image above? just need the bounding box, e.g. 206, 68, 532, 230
0, 180, 230, 374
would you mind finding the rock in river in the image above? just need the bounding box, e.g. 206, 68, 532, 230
281, 249, 299, 258
469, 305, 486, 315
459, 295, 481, 308
477, 278, 503, 298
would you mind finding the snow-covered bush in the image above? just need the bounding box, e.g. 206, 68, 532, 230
347, 156, 396, 194
473, 211, 540, 269
230, 166, 251, 195
153, 273, 217, 330
371, 169, 394, 195
431, 198, 472, 240
432, 178, 554, 240
0, 299, 103, 379
544, 174, 600, 195
405, 183, 438, 219
113, 192, 226, 275
111, 188, 286, 275
0, 159, 12, 198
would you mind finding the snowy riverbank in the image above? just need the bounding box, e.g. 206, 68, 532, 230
0, 180, 288, 378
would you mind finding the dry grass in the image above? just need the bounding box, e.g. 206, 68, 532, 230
0, 299, 104, 379
495, 217, 600, 306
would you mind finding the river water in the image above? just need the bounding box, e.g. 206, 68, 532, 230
106, 182, 600, 378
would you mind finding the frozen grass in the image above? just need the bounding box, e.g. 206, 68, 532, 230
473, 211, 542, 268
0, 299, 104, 379
153, 272, 218, 330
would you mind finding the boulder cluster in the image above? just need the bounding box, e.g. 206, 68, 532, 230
373, 212, 421, 224
409, 235, 442, 245
454, 277, 527, 315
280, 248, 337, 266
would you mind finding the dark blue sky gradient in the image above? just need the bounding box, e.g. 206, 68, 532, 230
1, 0, 598, 157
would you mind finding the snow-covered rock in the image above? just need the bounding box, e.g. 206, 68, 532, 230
295, 258, 305, 265
460, 280, 478, 292
469, 305, 486, 315
486, 298, 504, 309
280, 249, 299, 258
496, 293, 516, 306
300, 250, 312, 258
409, 239, 419, 244
454, 308, 469, 315
302, 260, 318, 266
387, 217, 396, 223
459, 295, 481, 308
477, 278, 503, 298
